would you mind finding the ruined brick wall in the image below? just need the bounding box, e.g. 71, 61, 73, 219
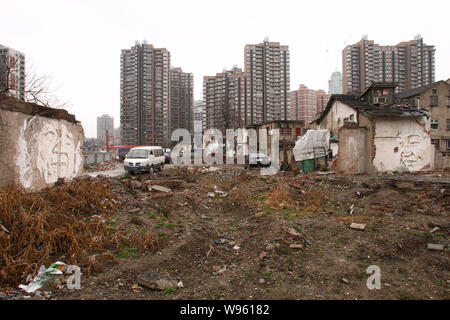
0, 95, 84, 190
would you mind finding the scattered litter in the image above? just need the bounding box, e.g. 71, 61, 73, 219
289, 244, 304, 249
427, 243, 444, 251
429, 227, 440, 233
18, 262, 67, 293
0, 223, 9, 234
341, 278, 349, 284
233, 245, 241, 250
350, 223, 366, 231
349, 204, 355, 215
208, 192, 215, 197
177, 281, 184, 288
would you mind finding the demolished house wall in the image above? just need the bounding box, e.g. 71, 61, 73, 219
0, 96, 84, 190
336, 125, 369, 174
372, 117, 433, 172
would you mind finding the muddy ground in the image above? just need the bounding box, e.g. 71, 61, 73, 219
10, 165, 450, 300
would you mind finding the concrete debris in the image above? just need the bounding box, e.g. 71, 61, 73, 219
427, 243, 444, 251
149, 185, 172, 193
137, 272, 177, 291
289, 243, 304, 249
350, 223, 366, 231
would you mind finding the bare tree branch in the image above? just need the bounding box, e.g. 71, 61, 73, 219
0, 54, 67, 109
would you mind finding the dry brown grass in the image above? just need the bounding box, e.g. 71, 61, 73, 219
0, 178, 161, 289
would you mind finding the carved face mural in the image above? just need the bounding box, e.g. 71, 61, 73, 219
399, 134, 426, 170
17, 116, 82, 188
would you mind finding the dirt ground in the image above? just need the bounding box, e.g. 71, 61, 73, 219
4, 165, 450, 300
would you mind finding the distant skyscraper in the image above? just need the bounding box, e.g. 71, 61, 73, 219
289, 85, 330, 123
193, 100, 205, 132
120, 41, 171, 146
203, 67, 246, 132
170, 67, 193, 135
97, 114, 114, 144
245, 38, 290, 124
328, 71, 343, 94
343, 35, 435, 93
0, 44, 25, 100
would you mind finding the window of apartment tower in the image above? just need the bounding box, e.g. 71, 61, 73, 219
431, 139, 440, 150
431, 119, 439, 129
447, 119, 450, 130
447, 140, 450, 150
430, 95, 438, 106
447, 96, 450, 107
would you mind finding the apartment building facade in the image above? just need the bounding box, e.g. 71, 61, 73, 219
170, 67, 193, 135
0, 44, 25, 101
193, 100, 205, 133
120, 41, 171, 147
97, 114, 114, 144
244, 39, 290, 125
289, 85, 330, 124
396, 80, 450, 157
203, 67, 246, 132
343, 35, 435, 94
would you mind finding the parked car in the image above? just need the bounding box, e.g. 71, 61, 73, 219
123, 146, 165, 174
246, 153, 271, 168
164, 148, 172, 164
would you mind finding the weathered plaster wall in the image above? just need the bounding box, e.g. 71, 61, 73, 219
336, 125, 368, 174
435, 151, 450, 169
0, 99, 84, 190
372, 117, 433, 172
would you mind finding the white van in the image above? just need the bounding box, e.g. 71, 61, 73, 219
123, 146, 165, 174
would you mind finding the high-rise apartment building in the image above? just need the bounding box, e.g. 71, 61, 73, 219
328, 71, 343, 94
97, 114, 114, 144
120, 41, 171, 147
193, 100, 205, 132
244, 39, 290, 124
0, 44, 25, 100
343, 35, 435, 93
170, 67, 193, 135
203, 67, 246, 132
289, 85, 330, 123
315, 89, 331, 114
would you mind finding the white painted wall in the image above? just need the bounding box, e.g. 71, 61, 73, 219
318, 101, 357, 135
373, 118, 433, 172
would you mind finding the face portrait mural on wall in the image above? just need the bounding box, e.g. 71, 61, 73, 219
19, 116, 82, 186
398, 133, 428, 171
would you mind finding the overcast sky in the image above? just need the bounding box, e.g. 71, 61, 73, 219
2, 0, 449, 138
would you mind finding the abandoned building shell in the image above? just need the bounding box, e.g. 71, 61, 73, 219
313, 83, 434, 173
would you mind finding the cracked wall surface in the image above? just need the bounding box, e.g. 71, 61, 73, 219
0, 98, 84, 190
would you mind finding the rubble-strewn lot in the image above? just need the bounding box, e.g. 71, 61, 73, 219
1, 165, 449, 300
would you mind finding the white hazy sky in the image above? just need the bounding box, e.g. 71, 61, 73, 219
2, 0, 449, 138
